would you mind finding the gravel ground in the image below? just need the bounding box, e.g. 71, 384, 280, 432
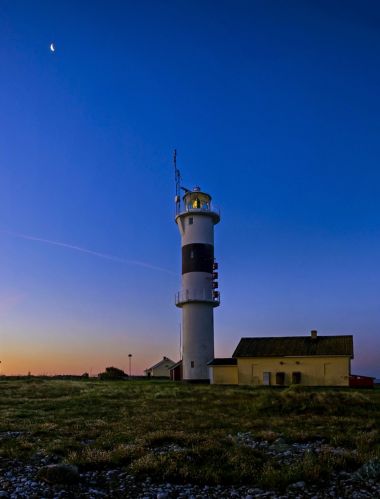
0, 432, 379, 498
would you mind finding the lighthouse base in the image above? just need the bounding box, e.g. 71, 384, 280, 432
181, 302, 214, 381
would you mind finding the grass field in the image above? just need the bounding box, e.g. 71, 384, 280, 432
0, 379, 379, 490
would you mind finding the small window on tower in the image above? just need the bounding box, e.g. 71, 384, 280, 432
191, 361, 194, 368
189, 217, 193, 225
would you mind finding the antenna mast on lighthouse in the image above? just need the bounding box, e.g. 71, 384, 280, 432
174, 149, 181, 215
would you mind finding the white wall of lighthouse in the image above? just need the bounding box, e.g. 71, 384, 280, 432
175, 187, 220, 381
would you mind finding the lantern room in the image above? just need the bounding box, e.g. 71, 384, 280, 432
183, 186, 211, 211
177, 186, 220, 225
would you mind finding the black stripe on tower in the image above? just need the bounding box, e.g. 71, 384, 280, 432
182, 243, 214, 274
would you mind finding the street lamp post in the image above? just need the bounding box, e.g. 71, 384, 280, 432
128, 354, 132, 378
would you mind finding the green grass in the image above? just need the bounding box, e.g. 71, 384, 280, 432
0, 379, 379, 490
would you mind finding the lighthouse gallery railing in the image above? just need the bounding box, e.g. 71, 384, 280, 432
175, 289, 220, 306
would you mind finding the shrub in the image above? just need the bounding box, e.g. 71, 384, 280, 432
98, 367, 128, 380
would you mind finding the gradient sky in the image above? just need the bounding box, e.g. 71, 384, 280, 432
1, 0, 379, 376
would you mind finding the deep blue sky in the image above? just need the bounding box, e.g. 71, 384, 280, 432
1, 0, 379, 375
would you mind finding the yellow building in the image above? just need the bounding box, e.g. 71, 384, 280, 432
208, 330, 353, 386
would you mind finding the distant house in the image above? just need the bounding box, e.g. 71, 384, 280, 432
144, 356, 176, 378
208, 330, 354, 387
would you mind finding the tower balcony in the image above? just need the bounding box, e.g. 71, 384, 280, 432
175, 289, 220, 307
175, 205, 220, 224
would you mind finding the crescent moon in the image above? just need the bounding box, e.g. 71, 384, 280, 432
50, 43, 55, 52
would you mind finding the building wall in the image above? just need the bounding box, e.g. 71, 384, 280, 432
209, 365, 238, 385
170, 364, 182, 381
237, 356, 350, 386
179, 214, 214, 246
149, 362, 175, 377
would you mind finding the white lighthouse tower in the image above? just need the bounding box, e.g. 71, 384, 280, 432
174, 152, 220, 382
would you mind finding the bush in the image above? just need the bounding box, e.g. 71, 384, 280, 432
98, 367, 128, 380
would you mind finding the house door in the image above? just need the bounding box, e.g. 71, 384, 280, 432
251, 365, 259, 385
324, 363, 334, 385
263, 372, 271, 386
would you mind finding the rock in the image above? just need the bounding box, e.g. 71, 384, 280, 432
270, 437, 289, 452
88, 488, 106, 496
247, 489, 263, 495
355, 459, 380, 480
36, 464, 80, 485
290, 481, 306, 489
0, 492, 10, 498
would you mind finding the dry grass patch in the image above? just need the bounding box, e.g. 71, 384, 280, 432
0, 379, 379, 490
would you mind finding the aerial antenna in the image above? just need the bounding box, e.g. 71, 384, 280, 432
174, 149, 181, 214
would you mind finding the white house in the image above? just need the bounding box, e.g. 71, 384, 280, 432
144, 356, 176, 378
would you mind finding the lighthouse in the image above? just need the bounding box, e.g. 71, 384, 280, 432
174, 155, 220, 382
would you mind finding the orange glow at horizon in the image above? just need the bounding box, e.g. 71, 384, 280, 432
1, 338, 181, 377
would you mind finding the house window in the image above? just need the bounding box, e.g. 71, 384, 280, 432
189, 217, 193, 225
292, 372, 301, 384
191, 361, 194, 368
276, 372, 285, 386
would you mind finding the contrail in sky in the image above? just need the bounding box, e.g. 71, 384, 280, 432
1, 230, 176, 275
